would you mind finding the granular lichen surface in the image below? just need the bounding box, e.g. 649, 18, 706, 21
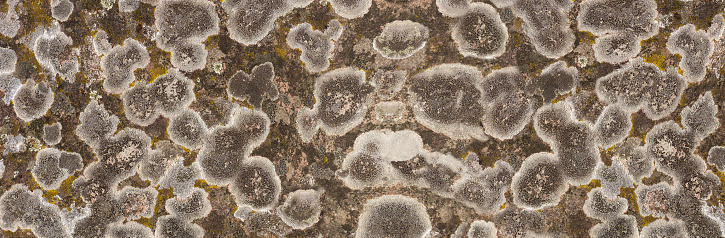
1, 0, 725, 237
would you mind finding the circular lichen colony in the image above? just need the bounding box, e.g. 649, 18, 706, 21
408, 64, 486, 140
373, 20, 430, 60
355, 195, 431, 238
451, 3, 508, 59
1, 0, 725, 237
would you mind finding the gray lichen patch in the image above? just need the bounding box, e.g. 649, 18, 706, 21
373, 20, 430, 60
198, 107, 270, 185
329, 0, 372, 19
42, 122, 62, 146
583, 188, 628, 221
159, 160, 202, 198
224, 0, 313, 45
139, 141, 184, 186
229, 156, 281, 211
122, 68, 195, 126
31, 148, 82, 190
107, 222, 153, 238
588, 215, 639, 238
75, 99, 120, 149
595, 58, 686, 120
154, 0, 219, 51
578, 0, 659, 64
667, 24, 715, 82
355, 195, 431, 238
12, 80, 54, 122
526, 60, 578, 103
451, 3, 508, 60
510, 0, 576, 58
592, 33, 641, 64
85, 128, 152, 188
117, 186, 158, 220
226, 62, 279, 109
167, 108, 208, 150
0, 46, 17, 74
32, 24, 78, 82
155, 215, 204, 238
408, 64, 487, 140
164, 188, 211, 220
101, 38, 150, 94
51, 0, 74, 22
286, 22, 339, 73
533, 102, 599, 185
295, 68, 374, 142
0, 184, 71, 238
277, 189, 323, 230
510, 152, 568, 210
592, 104, 632, 148
593, 161, 635, 198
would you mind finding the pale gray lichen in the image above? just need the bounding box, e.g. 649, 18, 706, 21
33, 24, 78, 82
329, 0, 372, 19
277, 189, 323, 230
635, 182, 674, 218
226, 62, 279, 108
198, 107, 270, 185
0, 74, 21, 105
583, 188, 628, 221
159, 160, 202, 198
509, 0, 576, 58
595, 58, 686, 120
229, 156, 282, 211
510, 152, 568, 210
286, 22, 338, 73
12, 81, 54, 122
667, 24, 715, 82
225, 0, 313, 45
51, 0, 74, 22
451, 3, 508, 60
42, 122, 62, 146
409, 64, 487, 140
355, 195, 431, 238
0, 47, 17, 74
295, 68, 374, 142
101, 38, 150, 94
373, 20, 430, 60
31, 148, 82, 190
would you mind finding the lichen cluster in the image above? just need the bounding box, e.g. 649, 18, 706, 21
1, 0, 725, 237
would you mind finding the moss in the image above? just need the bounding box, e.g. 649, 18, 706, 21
689, 1, 725, 30
655, 0, 683, 15
58, 174, 76, 197
194, 179, 221, 192
578, 31, 596, 44
154, 187, 175, 215
643, 52, 667, 71
133, 3, 156, 26
97, 8, 131, 46
274, 46, 287, 59
20, 0, 53, 38
577, 179, 601, 190
42, 189, 58, 204
148, 58, 168, 81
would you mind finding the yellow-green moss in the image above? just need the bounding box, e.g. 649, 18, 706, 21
577, 179, 601, 190
643, 52, 667, 71
42, 189, 58, 204
578, 31, 596, 45
23, 0, 53, 38
194, 179, 220, 192
154, 187, 175, 215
